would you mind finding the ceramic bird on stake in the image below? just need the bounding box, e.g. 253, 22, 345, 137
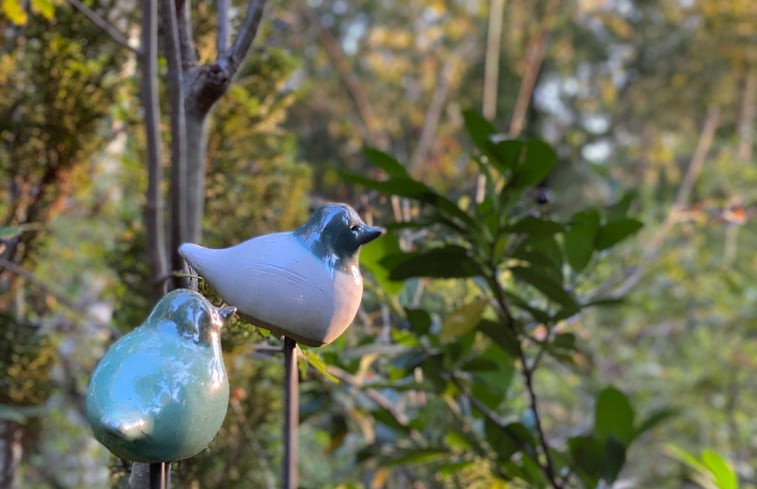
86, 289, 235, 463
179, 203, 384, 347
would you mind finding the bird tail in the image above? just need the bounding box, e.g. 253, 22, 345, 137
178, 243, 210, 275
100, 413, 153, 441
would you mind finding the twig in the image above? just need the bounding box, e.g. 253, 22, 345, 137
326, 365, 410, 427
66, 0, 139, 55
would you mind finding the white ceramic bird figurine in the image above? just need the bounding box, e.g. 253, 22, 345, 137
179, 203, 384, 347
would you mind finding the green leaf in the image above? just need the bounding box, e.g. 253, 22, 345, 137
462, 109, 497, 152
595, 218, 643, 251
440, 297, 488, 340
405, 308, 432, 335
383, 246, 480, 280
30, 0, 53, 19
563, 209, 601, 272
478, 319, 521, 357
2, 0, 27, 24
437, 460, 475, 476
595, 387, 635, 446
607, 190, 638, 221
364, 146, 409, 177
506, 216, 564, 237
301, 350, 339, 383
701, 450, 738, 489
383, 448, 448, 466
0, 226, 22, 239
510, 266, 580, 314
603, 437, 626, 483
632, 408, 678, 443
511, 140, 557, 188
471, 346, 515, 409
485, 419, 519, 462
360, 233, 404, 295
490, 140, 524, 173
568, 435, 603, 485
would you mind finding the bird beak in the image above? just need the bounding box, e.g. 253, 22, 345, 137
358, 225, 385, 245
218, 306, 237, 323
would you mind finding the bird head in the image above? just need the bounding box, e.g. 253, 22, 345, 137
294, 204, 384, 270
145, 289, 236, 345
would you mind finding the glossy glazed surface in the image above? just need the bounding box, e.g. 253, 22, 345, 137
86, 289, 234, 462
180, 204, 383, 346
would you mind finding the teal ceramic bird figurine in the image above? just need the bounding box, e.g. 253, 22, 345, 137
86, 289, 235, 463
179, 203, 384, 347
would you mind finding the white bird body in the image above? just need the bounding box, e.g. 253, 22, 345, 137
179, 204, 383, 347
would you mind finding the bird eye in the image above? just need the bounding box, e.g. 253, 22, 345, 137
350, 225, 360, 232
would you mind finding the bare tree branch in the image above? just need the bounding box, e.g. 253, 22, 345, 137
409, 39, 476, 173
161, 0, 189, 289
508, 0, 559, 138
225, 0, 267, 73
175, 0, 198, 71
66, 0, 139, 55
217, 0, 230, 58
601, 106, 721, 298
140, 0, 168, 300
482, 0, 506, 120
302, 5, 389, 150
737, 68, 756, 161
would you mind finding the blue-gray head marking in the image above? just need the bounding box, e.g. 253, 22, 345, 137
293, 203, 384, 271
146, 289, 235, 345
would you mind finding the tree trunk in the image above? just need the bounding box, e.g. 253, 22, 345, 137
0, 419, 22, 489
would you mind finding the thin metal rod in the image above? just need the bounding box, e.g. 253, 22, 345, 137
149, 462, 169, 489
283, 337, 298, 489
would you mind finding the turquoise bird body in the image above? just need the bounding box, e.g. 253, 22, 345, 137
179, 204, 383, 347
86, 289, 235, 463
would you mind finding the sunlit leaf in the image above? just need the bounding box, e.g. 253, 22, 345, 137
301, 350, 339, 383
701, 450, 738, 489
30, 0, 54, 19
2, 0, 27, 24
440, 297, 488, 340
360, 233, 404, 295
